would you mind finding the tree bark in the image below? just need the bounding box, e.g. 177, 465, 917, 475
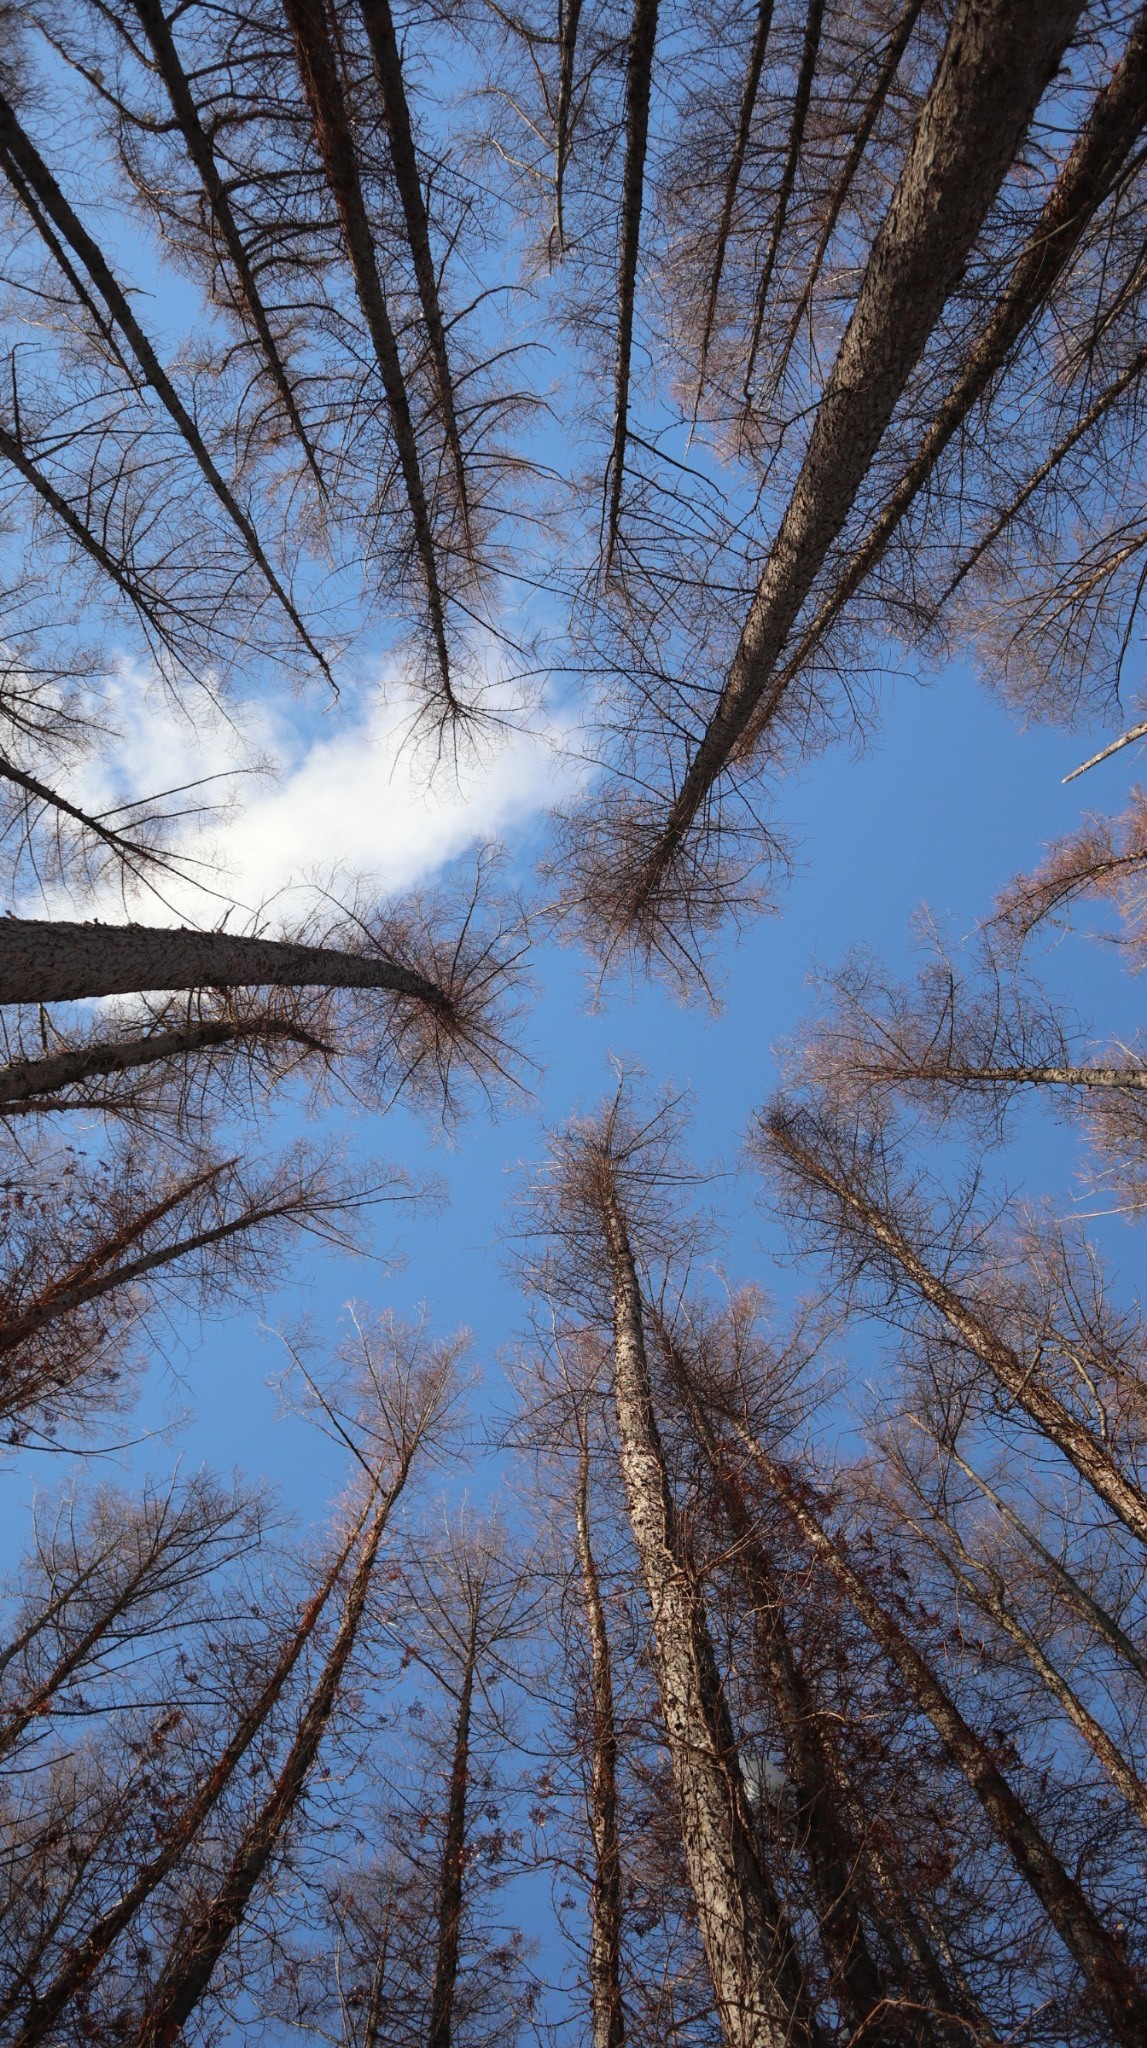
603, 0, 659, 576
0, 1015, 332, 1112
742, 0, 825, 400
738, 1434, 1147, 2048
595, 1161, 815, 2048
573, 1429, 626, 2048
426, 1626, 477, 2048
691, 0, 775, 411
0, 919, 444, 1009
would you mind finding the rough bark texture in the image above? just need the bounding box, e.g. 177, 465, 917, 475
574, 1434, 626, 2048
7, 1504, 373, 2046
766, 1114, 1147, 1553
596, 1165, 815, 2048
426, 1630, 477, 2048
740, 1436, 1147, 2048
634, 0, 1083, 907
0, 919, 443, 1009
659, 1328, 901, 2043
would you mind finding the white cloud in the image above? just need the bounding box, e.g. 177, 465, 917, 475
56, 654, 583, 925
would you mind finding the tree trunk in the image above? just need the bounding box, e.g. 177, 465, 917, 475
766, 1113, 1147, 1553
0, 919, 444, 1009
0, 1015, 331, 1112
426, 1627, 477, 2048
7, 1500, 375, 2045
735, 1432, 1147, 2048
574, 1430, 626, 2048
603, 0, 659, 575
596, 1163, 815, 2048
657, 1323, 904, 2044
633, 0, 1083, 910
130, 1474, 403, 2047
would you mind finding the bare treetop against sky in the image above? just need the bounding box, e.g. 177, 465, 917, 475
1, 4, 1147, 2046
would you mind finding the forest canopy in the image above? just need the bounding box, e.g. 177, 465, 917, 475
1, 3, 1146, 2044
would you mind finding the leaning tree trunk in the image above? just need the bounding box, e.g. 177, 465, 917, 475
130, 1469, 405, 2048
738, 1430, 1147, 2048
633, 0, 1083, 915
6, 1498, 375, 2046
595, 1158, 815, 2048
0, 919, 446, 1009
574, 1429, 626, 2048
764, 1111, 1147, 1553
0, 1013, 331, 1113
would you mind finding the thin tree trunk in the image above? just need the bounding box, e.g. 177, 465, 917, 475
861, 1062, 1147, 1094
765, 1112, 1147, 1553
656, 1322, 902, 2044
760, 0, 925, 413
0, 1016, 333, 1112
736, 1432, 1147, 2048
602, 0, 659, 577
356, 0, 472, 548
0, 90, 330, 682
552, 0, 585, 260
0, 919, 445, 1009
426, 1623, 477, 2048
739, 2, 1147, 759
905, 1506, 1147, 1831
595, 1161, 815, 2048
127, 0, 326, 491
630, 0, 1083, 915
282, 0, 454, 707
130, 1476, 402, 2047
691, 0, 775, 414
934, 1436, 1147, 1686
6, 1501, 375, 2045
573, 1426, 626, 2048
742, 0, 825, 402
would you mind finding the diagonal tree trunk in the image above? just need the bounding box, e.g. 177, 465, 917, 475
573, 1420, 626, 2048
6, 1500, 375, 2046
740, 2, 1147, 760
763, 1109, 1147, 1555
593, 1151, 816, 2048
282, 0, 455, 709
0, 90, 331, 683
602, 0, 659, 578
0, 919, 447, 1010
732, 1431, 1147, 2048
356, 0, 473, 549
654, 1314, 905, 2045
552, 0, 585, 261
691, 0, 775, 416
126, 0, 326, 492
0, 1014, 333, 1113
624, 0, 1084, 921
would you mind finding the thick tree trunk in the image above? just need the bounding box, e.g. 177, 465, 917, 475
131, 1473, 404, 2047
633, 0, 1083, 910
737, 1433, 1147, 2048
574, 1433, 626, 2048
7, 1501, 375, 2045
596, 1165, 815, 2048
426, 1629, 477, 2048
766, 1113, 1147, 1553
658, 1326, 903, 2044
0, 919, 444, 1009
